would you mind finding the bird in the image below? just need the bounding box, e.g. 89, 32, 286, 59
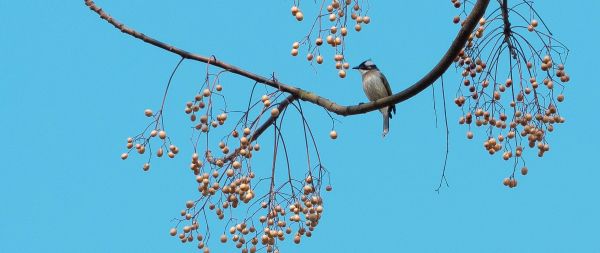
352, 60, 396, 137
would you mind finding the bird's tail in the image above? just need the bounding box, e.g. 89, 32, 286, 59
383, 110, 390, 138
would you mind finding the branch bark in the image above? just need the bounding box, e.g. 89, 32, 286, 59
84, 0, 490, 116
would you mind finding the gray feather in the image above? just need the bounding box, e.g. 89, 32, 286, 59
361, 70, 395, 137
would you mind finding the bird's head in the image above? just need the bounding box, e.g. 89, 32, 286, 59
352, 59, 378, 74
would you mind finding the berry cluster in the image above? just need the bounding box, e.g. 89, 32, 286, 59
450, 0, 571, 188
120, 108, 179, 172
289, 0, 371, 78
121, 61, 333, 252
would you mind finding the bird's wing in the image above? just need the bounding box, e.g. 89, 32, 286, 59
380, 73, 393, 96
380, 73, 397, 117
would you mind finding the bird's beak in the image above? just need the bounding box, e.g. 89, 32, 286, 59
352, 65, 359, 70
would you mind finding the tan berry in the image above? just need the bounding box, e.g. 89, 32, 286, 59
306, 53, 314, 61
329, 130, 338, 139
233, 161, 242, 169
531, 19, 538, 27
315, 37, 323, 46
330, 26, 337, 34
326, 35, 334, 44
363, 16, 371, 24
271, 108, 280, 117
144, 109, 153, 117
354, 24, 362, 32
453, 16, 460, 24
329, 13, 336, 21
186, 200, 194, 208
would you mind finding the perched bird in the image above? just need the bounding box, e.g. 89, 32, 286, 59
352, 60, 396, 137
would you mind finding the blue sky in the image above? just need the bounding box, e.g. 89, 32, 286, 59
1, 1, 599, 252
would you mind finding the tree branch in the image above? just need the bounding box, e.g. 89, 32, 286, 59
249, 95, 297, 143
84, 0, 490, 116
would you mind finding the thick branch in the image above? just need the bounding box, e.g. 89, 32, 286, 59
85, 0, 490, 115
501, 0, 512, 38
500, 0, 517, 57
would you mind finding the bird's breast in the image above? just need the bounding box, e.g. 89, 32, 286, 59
362, 72, 388, 101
